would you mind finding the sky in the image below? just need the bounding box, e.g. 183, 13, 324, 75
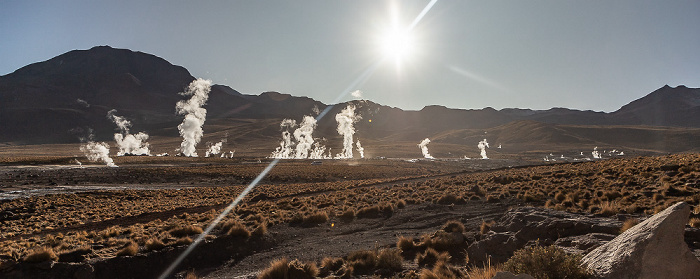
1, 0, 699, 112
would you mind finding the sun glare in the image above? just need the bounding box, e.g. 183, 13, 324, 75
380, 27, 414, 63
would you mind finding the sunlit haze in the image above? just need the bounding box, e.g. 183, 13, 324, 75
2, 0, 699, 112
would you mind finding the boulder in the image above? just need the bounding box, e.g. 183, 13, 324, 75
468, 207, 621, 264
554, 233, 616, 254
581, 202, 700, 279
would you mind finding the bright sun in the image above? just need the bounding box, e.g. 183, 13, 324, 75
379, 26, 414, 63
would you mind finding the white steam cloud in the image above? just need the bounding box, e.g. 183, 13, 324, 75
478, 139, 489, 159
418, 138, 434, 159
76, 98, 90, 108
176, 78, 212, 157
294, 116, 317, 158
356, 140, 364, 159
270, 116, 332, 159
335, 105, 361, 159
351, 90, 363, 99
205, 139, 227, 157
592, 146, 601, 159
80, 141, 117, 167
107, 109, 150, 156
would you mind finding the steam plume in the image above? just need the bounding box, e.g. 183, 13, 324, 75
478, 139, 489, 159
107, 109, 150, 156
80, 141, 117, 167
335, 105, 361, 159
294, 116, 316, 158
205, 139, 227, 157
356, 140, 364, 159
309, 141, 332, 159
351, 90, 363, 99
418, 138, 434, 159
76, 98, 90, 108
270, 119, 297, 159
176, 78, 212, 157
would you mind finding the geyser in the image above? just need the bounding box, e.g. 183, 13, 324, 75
418, 138, 434, 159
335, 105, 361, 159
478, 139, 489, 159
270, 115, 331, 159
107, 109, 150, 156
176, 78, 212, 157
80, 141, 117, 167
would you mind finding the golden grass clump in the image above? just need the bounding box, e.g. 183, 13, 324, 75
598, 202, 618, 217
442, 220, 465, 233
23, 247, 58, 263
175, 237, 193, 246
464, 260, 503, 279
502, 245, 589, 279
420, 262, 463, 279
257, 258, 318, 279
169, 225, 204, 237
144, 238, 166, 251
397, 235, 415, 252
116, 241, 138, 257
689, 218, 700, 228
302, 211, 329, 226
480, 220, 495, 235
620, 218, 640, 233
416, 248, 450, 268
226, 221, 251, 238
252, 222, 268, 236
338, 209, 356, 222
377, 248, 403, 272
346, 249, 378, 275
319, 257, 345, 276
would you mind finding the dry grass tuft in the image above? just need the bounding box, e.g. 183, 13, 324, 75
319, 257, 345, 276
116, 241, 138, 257
169, 225, 204, 237
689, 218, 700, 228
480, 220, 495, 235
377, 248, 403, 272
442, 220, 465, 233
23, 247, 58, 263
175, 237, 193, 246
302, 211, 329, 226
252, 222, 268, 236
145, 238, 166, 251
257, 258, 318, 279
397, 235, 415, 252
227, 221, 251, 238
416, 248, 450, 268
347, 249, 378, 275
503, 245, 588, 279
599, 202, 618, 217
620, 218, 640, 233
465, 260, 502, 279
338, 209, 356, 222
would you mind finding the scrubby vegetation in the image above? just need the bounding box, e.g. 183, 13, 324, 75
0, 153, 699, 277
503, 245, 589, 279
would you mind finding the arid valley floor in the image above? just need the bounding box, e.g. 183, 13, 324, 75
1, 151, 700, 278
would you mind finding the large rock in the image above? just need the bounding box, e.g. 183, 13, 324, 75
467, 207, 621, 264
581, 202, 700, 279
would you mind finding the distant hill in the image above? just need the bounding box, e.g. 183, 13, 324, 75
1, 46, 699, 155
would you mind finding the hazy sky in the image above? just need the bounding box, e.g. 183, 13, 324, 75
2, 0, 699, 112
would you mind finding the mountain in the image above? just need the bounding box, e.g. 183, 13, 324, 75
611, 85, 700, 127
1, 46, 699, 155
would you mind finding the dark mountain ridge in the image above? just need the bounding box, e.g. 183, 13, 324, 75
1, 46, 699, 151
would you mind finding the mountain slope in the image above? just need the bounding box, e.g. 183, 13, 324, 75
1, 46, 699, 155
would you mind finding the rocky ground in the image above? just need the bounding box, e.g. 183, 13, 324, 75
1, 154, 699, 278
